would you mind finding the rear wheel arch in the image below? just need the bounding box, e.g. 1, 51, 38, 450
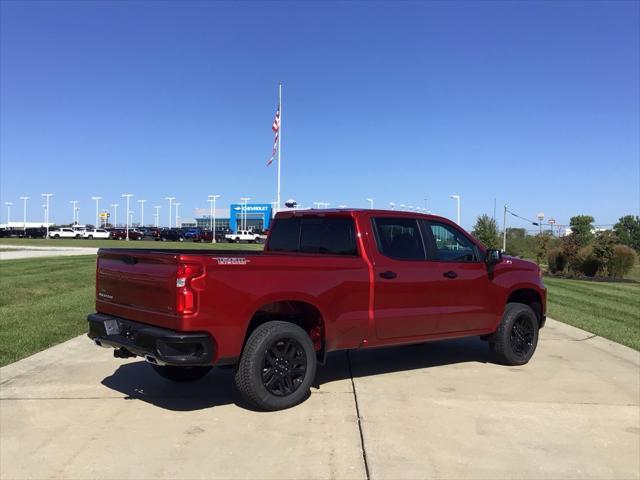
243, 300, 326, 363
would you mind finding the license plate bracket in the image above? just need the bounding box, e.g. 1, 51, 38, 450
104, 319, 122, 336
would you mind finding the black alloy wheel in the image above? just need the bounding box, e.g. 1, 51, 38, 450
510, 315, 535, 359
235, 321, 317, 411
261, 337, 308, 397
490, 302, 539, 365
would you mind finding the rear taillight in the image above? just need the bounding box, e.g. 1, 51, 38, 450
175, 263, 204, 315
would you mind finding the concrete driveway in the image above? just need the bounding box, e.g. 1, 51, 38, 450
1, 319, 638, 480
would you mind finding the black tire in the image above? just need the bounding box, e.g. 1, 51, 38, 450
54, 234, 60, 238
235, 321, 317, 411
88, 235, 93, 239
491, 303, 539, 365
235, 237, 241, 243
151, 364, 212, 382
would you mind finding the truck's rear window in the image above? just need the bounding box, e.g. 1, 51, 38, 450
267, 217, 358, 255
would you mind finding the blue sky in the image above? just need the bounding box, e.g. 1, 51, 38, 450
1, 0, 638, 230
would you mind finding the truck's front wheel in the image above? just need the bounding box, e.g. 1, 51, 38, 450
491, 303, 539, 365
235, 321, 317, 411
151, 364, 212, 382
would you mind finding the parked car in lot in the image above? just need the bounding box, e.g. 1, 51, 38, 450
89, 209, 546, 411
0, 228, 22, 238
224, 229, 265, 243
24, 227, 48, 239
110, 229, 143, 240
158, 228, 185, 242
189, 229, 226, 243
49, 227, 77, 239
141, 228, 161, 240
82, 229, 111, 239
183, 228, 202, 240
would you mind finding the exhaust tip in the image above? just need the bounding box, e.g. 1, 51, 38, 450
144, 354, 165, 366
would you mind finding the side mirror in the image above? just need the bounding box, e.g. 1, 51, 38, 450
485, 249, 503, 266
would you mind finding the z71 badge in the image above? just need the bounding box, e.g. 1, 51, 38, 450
215, 257, 250, 265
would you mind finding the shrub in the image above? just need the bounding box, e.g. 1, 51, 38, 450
609, 245, 636, 278
593, 230, 616, 276
547, 248, 567, 273
570, 215, 595, 247
613, 215, 640, 253
578, 245, 600, 277
535, 232, 552, 266
562, 234, 582, 275
472, 214, 500, 249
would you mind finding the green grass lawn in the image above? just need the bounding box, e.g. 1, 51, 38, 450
545, 275, 639, 351
0, 237, 264, 250
0, 256, 96, 367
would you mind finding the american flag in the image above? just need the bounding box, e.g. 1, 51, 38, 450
267, 107, 280, 166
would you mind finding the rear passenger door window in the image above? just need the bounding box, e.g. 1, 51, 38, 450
267, 217, 357, 255
372, 217, 426, 260
427, 222, 478, 262
300, 218, 357, 255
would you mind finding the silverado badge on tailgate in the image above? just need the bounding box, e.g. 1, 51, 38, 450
214, 257, 251, 265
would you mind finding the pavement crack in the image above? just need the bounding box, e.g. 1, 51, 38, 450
347, 350, 371, 480
576, 334, 598, 341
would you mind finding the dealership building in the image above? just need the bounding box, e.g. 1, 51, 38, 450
193, 203, 274, 231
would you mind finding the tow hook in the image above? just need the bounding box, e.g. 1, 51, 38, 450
113, 347, 136, 359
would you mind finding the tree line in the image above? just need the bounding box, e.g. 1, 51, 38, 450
471, 214, 639, 279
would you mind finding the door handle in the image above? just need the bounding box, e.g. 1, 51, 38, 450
443, 270, 458, 279
379, 270, 397, 280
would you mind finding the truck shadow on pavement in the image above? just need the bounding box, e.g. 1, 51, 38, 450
101, 336, 494, 412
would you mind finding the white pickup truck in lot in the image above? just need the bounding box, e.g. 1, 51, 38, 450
82, 229, 111, 239
48, 228, 78, 239
224, 230, 266, 243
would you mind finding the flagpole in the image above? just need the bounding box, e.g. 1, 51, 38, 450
276, 82, 282, 213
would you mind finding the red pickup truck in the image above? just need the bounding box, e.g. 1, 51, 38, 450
88, 209, 546, 410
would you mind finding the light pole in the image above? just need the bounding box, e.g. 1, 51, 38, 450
19, 196, 29, 231
122, 194, 134, 240
536, 212, 545, 235
365, 198, 374, 209
70, 200, 79, 225
111, 204, 119, 228
174, 202, 181, 228
240, 197, 251, 231
41, 193, 53, 238
165, 197, 175, 228
92, 197, 102, 228
154, 206, 161, 228
4, 202, 13, 225
208, 195, 221, 243
424, 198, 428, 210
502, 205, 508, 252
138, 199, 146, 227
450, 195, 460, 225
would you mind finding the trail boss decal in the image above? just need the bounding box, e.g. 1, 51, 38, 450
214, 257, 251, 265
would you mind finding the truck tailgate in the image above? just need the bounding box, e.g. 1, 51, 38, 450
96, 250, 181, 328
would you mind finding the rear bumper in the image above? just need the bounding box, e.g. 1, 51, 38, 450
87, 313, 215, 366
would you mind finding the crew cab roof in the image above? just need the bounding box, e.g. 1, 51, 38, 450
275, 208, 451, 223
